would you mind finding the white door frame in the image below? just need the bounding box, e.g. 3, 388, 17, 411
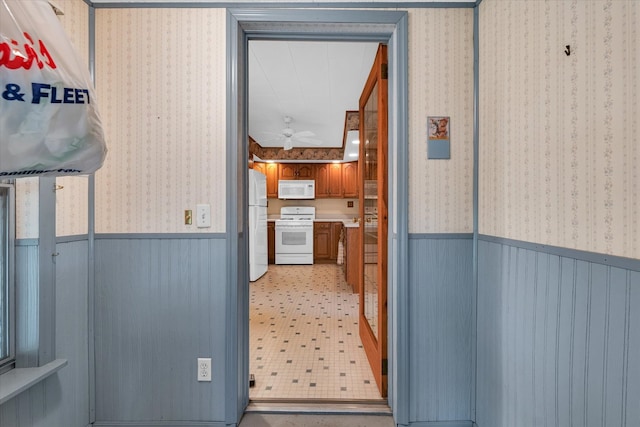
225, 9, 410, 426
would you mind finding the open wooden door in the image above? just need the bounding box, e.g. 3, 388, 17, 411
358, 44, 388, 398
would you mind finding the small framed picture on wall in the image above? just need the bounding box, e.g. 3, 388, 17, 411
427, 116, 450, 159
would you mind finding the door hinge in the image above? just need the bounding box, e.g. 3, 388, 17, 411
382, 358, 388, 375
381, 63, 388, 80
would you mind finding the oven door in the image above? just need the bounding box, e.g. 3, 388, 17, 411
275, 224, 312, 254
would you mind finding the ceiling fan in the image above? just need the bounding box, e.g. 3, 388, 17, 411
259, 116, 323, 150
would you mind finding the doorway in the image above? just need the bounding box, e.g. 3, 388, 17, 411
226, 8, 409, 424
247, 39, 383, 402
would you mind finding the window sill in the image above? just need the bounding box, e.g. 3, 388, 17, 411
0, 359, 68, 405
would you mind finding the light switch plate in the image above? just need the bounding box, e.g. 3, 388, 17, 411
196, 204, 211, 228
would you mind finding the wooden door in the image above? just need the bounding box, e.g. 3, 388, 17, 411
331, 222, 343, 260
315, 164, 331, 197
278, 164, 297, 180
254, 162, 278, 198
313, 222, 331, 260
264, 163, 279, 198
316, 164, 343, 198
358, 44, 388, 397
342, 162, 358, 198
297, 164, 314, 179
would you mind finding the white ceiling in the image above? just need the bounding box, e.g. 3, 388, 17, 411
248, 40, 379, 154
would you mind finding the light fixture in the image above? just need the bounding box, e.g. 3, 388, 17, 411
283, 138, 293, 151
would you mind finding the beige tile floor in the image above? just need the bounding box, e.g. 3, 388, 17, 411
249, 264, 383, 401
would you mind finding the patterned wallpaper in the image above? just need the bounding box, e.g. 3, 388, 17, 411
56, 0, 90, 237
479, 0, 639, 259
15, 178, 39, 239
94, 8, 227, 233
408, 9, 475, 233
93, 7, 472, 234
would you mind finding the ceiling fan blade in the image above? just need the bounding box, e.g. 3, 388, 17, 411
255, 130, 283, 138
295, 136, 323, 145
293, 130, 315, 138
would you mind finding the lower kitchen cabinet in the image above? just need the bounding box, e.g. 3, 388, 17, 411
331, 222, 343, 260
343, 226, 360, 293
267, 221, 275, 264
313, 221, 343, 263
313, 222, 332, 261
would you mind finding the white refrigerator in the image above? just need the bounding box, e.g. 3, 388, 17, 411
249, 169, 268, 281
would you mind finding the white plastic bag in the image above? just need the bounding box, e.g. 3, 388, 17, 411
0, 0, 107, 177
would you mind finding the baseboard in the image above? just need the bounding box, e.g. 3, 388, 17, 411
408, 422, 474, 427
92, 422, 226, 427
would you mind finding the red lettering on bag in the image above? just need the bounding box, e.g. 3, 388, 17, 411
0, 32, 57, 70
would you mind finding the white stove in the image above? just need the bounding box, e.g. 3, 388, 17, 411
275, 206, 315, 264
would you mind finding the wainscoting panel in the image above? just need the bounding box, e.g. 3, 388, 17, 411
0, 240, 90, 427
408, 235, 473, 423
476, 239, 640, 427
14, 243, 39, 368
94, 237, 227, 423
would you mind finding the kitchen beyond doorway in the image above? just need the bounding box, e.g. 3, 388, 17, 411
249, 264, 383, 401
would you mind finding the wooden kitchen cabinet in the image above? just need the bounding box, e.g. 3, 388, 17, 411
313, 222, 332, 261
342, 162, 358, 198
253, 162, 279, 198
279, 164, 314, 180
267, 221, 275, 264
331, 222, 343, 260
344, 226, 360, 293
315, 163, 342, 198
314, 221, 343, 262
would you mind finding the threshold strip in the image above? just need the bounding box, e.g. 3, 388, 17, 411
246, 399, 391, 415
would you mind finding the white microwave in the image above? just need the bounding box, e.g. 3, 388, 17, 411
278, 180, 315, 199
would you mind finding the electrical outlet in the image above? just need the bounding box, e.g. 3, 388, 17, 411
347, 201, 354, 208
197, 357, 211, 382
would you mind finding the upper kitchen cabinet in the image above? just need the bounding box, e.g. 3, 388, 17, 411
316, 163, 343, 198
252, 162, 279, 198
342, 162, 358, 198
279, 164, 315, 180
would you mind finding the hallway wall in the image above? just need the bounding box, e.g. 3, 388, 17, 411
89, 5, 475, 427
93, 237, 226, 424
477, 1, 640, 426
477, 238, 640, 427
479, 0, 639, 260
0, 240, 90, 427
1, 1, 92, 426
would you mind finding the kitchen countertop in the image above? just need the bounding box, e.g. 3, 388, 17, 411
267, 214, 360, 228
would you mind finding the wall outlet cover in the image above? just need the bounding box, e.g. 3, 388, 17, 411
197, 357, 211, 382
